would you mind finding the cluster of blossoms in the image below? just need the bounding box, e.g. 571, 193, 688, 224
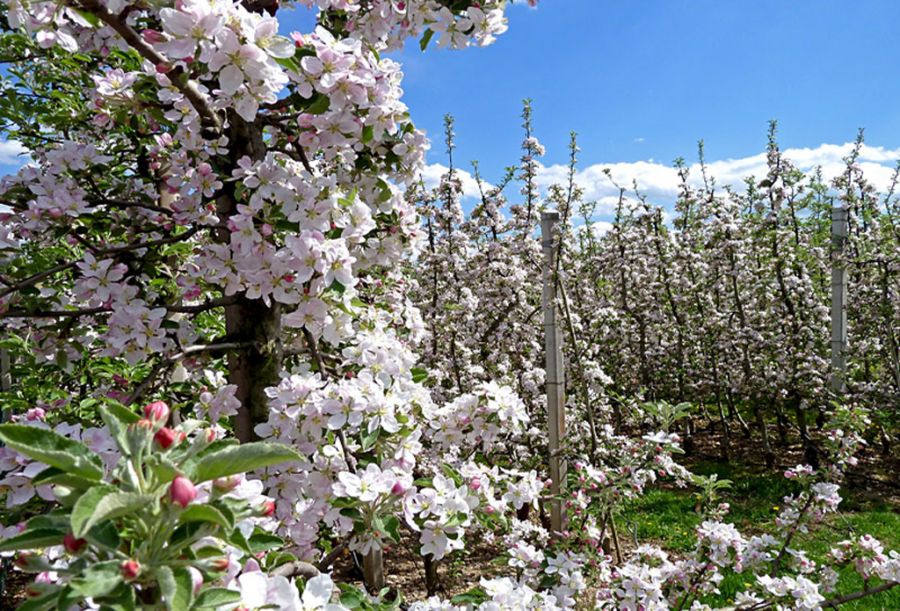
0, 0, 513, 377
424, 381, 530, 455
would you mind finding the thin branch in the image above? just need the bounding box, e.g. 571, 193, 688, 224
125, 340, 255, 405
99, 226, 200, 256
820, 581, 898, 608
0, 227, 200, 299
1, 307, 110, 319
269, 560, 319, 579
92, 198, 174, 216
166, 296, 239, 313
0, 261, 79, 299
302, 327, 355, 472
169, 340, 255, 362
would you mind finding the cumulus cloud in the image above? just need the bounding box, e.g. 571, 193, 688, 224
421, 163, 492, 199
533, 142, 900, 212
0, 140, 26, 166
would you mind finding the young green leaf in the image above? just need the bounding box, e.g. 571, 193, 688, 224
178, 504, 233, 530
0, 528, 65, 552
67, 560, 123, 599
71, 486, 153, 538
191, 588, 242, 608
190, 442, 300, 483
0, 424, 103, 480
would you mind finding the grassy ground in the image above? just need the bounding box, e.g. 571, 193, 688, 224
616, 460, 900, 610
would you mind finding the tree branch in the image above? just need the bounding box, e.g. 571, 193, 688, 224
126, 340, 255, 405
166, 296, 239, 313
820, 581, 898, 608
1, 307, 110, 319
0, 227, 200, 299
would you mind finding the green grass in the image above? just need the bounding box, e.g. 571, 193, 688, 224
615, 460, 900, 610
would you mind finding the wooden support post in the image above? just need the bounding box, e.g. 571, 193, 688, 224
541, 210, 567, 535
363, 547, 384, 593
0, 345, 10, 423
830, 206, 848, 394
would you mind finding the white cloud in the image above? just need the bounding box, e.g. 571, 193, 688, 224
421, 163, 492, 199
533, 142, 900, 214
589, 220, 613, 237
0, 140, 26, 166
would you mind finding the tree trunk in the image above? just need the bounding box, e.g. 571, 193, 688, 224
217, 114, 282, 442
228, 299, 282, 442
754, 400, 775, 469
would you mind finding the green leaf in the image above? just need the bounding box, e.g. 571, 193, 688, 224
178, 505, 232, 530
410, 367, 429, 384
192, 588, 242, 609
68, 560, 123, 598
381, 515, 401, 543
158, 566, 193, 611
361, 427, 379, 452
191, 442, 300, 483
338, 583, 369, 609
0, 528, 65, 552
17, 590, 61, 611
419, 28, 435, 51
305, 93, 329, 114
451, 587, 487, 605
193, 438, 239, 460
248, 531, 283, 554
99, 404, 139, 454
73, 8, 101, 27
94, 582, 137, 610
25, 511, 70, 531
226, 528, 252, 555
32, 466, 97, 490
361, 125, 374, 144
86, 520, 121, 550
0, 424, 103, 480
71, 486, 152, 538
55, 586, 82, 611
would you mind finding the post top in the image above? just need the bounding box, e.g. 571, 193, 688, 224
541, 209, 560, 221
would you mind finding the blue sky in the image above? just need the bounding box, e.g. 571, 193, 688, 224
277, 0, 900, 219
389, 0, 900, 174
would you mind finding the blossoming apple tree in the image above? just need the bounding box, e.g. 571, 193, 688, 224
0, 0, 543, 603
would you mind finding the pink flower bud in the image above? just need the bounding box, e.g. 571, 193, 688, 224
121, 559, 141, 581
132, 418, 155, 431
63, 533, 87, 554
258, 500, 276, 517
143, 401, 170, 424
154, 427, 178, 449
169, 476, 197, 508
391, 480, 407, 496
25, 408, 46, 422
141, 29, 164, 44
